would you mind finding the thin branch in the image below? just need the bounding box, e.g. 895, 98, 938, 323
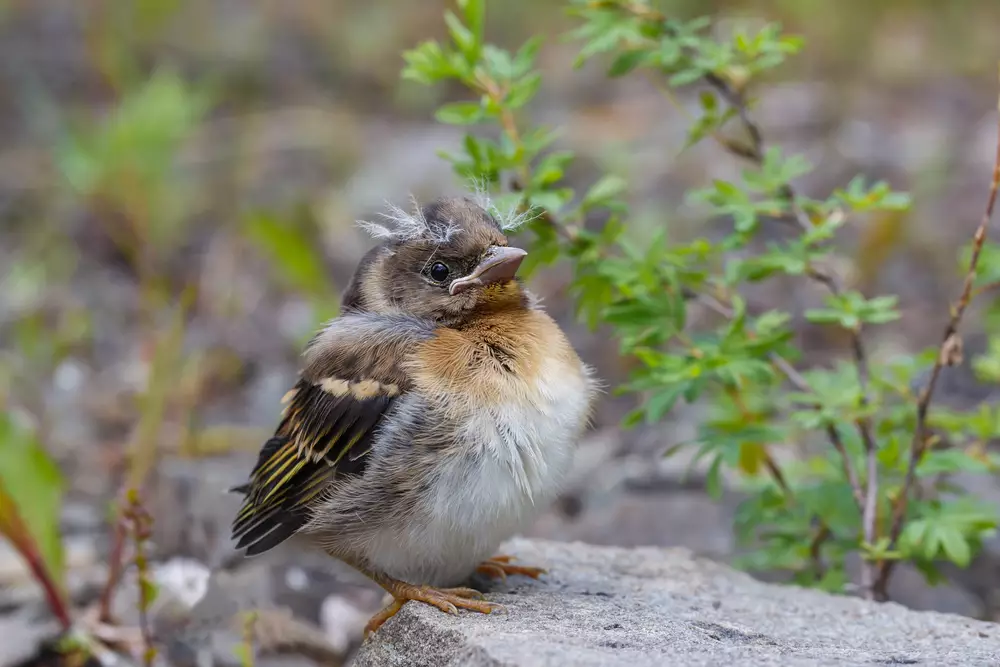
762, 451, 791, 495
123, 489, 156, 666
873, 76, 1000, 599
97, 503, 128, 622
807, 521, 832, 580
971, 278, 1000, 299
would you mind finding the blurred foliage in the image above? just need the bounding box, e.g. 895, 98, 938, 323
245, 208, 341, 327
58, 69, 213, 282
404, 0, 1000, 599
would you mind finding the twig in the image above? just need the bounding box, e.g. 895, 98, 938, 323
807, 521, 832, 580
971, 278, 1000, 299
97, 504, 128, 622
762, 451, 791, 495
124, 489, 157, 666
872, 75, 1000, 600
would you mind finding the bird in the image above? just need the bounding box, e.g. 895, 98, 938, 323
230, 194, 597, 636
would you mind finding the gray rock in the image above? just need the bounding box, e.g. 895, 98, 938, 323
353, 538, 1000, 667
0, 611, 60, 666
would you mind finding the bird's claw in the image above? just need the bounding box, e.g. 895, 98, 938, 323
364, 583, 499, 638
476, 554, 547, 581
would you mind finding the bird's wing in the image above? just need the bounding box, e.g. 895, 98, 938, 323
231, 312, 436, 556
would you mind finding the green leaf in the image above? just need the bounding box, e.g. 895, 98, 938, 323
444, 10, 476, 59
0, 413, 66, 590
457, 0, 485, 43
804, 291, 900, 330
583, 174, 627, 207
512, 36, 544, 77
608, 49, 650, 77
401, 41, 453, 83
243, 210, 338, 322
530, 188, 574, 214
533, 151, 574, 187
644, 385, 685, 423
434, 101, 486, 125
938, 526, 972, 567
917, 449, 991, 477
506, 72, 542, 109
668, 68, 705, 87
705, 454, 724, 499
140, 578, 161, 609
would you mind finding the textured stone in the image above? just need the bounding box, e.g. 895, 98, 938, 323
353, 538, 1000, 667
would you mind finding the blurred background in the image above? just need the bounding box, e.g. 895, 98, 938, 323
4, 0, 1000, 664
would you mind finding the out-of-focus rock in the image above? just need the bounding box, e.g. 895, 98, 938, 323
0, 612, 60, 667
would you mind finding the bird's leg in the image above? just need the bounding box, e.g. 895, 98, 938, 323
475, 554, 546, 582
364, 571, 501, 637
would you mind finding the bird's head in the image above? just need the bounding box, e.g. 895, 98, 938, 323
343, 196, 533, 323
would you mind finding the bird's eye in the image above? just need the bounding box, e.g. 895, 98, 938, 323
429, 262, 450, 282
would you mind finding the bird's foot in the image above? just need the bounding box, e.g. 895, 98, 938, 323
475, 554, 547, 582
365, 581, 500, 638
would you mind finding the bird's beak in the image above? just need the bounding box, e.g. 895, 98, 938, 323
449, 245, 528, 295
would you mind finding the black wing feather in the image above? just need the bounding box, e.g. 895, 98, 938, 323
230, 379, 398, 555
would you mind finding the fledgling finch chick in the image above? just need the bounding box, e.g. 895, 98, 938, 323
230, 195, 597, 636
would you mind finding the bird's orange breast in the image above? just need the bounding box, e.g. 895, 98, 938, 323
405, 309, 584, 409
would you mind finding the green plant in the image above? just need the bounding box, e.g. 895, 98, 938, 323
243, 206, 342, 335
234, 611, 259, 667
403, 0, 1000, 600
58, 69, 212, 302
0, 411, 71, 630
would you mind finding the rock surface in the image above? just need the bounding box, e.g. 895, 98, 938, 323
353, 538, 1000, 667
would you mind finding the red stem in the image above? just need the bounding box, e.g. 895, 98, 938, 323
98, 517, 128, 622
22, 542, 73, 631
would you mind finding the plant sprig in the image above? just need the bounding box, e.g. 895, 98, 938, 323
403, 0, 1000, 601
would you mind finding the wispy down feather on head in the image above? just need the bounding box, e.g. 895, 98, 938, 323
356, 186, 538, 245
356, 195, 455, 243
467, 177, 540, 233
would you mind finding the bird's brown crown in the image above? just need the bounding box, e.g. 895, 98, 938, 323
342, 196, 532, 323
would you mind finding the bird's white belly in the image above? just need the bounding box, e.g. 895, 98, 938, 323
367, 363, 592, 586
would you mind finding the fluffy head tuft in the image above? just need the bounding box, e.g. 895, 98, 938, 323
356, 195, 461, 245
357, 184, 538, 244
467, 177, 540, 233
